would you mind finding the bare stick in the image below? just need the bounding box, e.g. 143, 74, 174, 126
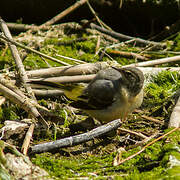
125, 55, 180, 67
86, 1, 112, 30
33, 89, 64, 97
27, 62, 109, 78
21, 123, 35, 155
0, 18, 35, 98
169, 96, 180, 128
6, 23, 40, 31
31, 119, 122, 153
109, 50, 149, 61
116, 127, 178, 166
117, 128, 148, 139
29, 74, 96, 84
40, 0, 88, 27
141, 115, 164, 125
0, 77, 48, 128
56, 54, 86, 64
0, 34, 70, 66
90, 23, 165, 47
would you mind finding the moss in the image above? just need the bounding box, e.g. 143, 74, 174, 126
31, 129, 180, 179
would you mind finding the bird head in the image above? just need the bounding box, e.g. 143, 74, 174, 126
112, 67, 144, 96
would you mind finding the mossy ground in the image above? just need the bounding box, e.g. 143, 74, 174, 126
0, 24, 180, 179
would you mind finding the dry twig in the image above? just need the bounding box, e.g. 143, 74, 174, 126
31, 119, 122, 153
116, 127, 179, 166
0, 34, 70, 66
40, 0, 88, 27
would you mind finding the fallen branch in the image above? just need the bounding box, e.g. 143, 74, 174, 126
90, 23, 165, 47
0, 18, 35, 98
117, 128, 148, 139
26, 62, 109, 78
31, 119, 122, 153
125, 55, 180, 67
29, 74, 96, 84
109, 50, 149, 61
0, 76, 49, 128
116, 127, 179, 166
21, 123, 35, 155
0, 33, 70, 66
40, 0, 88, 27
141, 115, 164, 125
6, 23, 40, 31
33, 89, 64, 97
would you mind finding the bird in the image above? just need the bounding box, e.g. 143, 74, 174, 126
30, 67, 144, 124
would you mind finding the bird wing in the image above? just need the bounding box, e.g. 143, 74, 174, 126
70, 79, 119, 110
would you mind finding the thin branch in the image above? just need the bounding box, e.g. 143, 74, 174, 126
56, 54, 86, 64
26, 62, 109, 78
141, 115, 164, 125
117, 128, 148, 139
0, 18, 35, 98
40, 0, 88, 27
125, 55, 180, 67
116, 127, 179, 166
21, 123, 35, 155
90, 23, 165, 47
31, 119, 122, 153
0, 33, 70, 66
29, 74, 96, 84
86, 1, 112, 30
33, 89, 64, 97
109, 50, 149, 61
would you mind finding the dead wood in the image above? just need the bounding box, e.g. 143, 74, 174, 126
26, 62, 109, 78
125, 55, 180, 67
0, 18, 35, 99
90, 23, 165, 47
109, 50, 149, 61
0, 34, 70, 66
115, 127, 178, 166
21, 123, 35, 155
33, 89, 64, 97
31, 119, 122, 153
40, 0, 88, 27
29, 74, 96, 84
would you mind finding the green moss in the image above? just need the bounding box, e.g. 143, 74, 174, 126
31, 130, 180, 179
143, 71, 180, 113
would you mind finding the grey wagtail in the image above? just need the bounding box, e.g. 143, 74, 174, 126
30, 67, 144, 123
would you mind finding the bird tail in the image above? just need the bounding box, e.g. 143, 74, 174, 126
29, 80, 86, 101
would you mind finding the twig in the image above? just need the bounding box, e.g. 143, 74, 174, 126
116, 127, 179, 166
109, 50, 149, 61
26, 62, 109, 78
90, 23, 165, 47
124, 55, 180, 67
117, 128, 148, 139
141, 115, 164, 125
0, 18, 35, 98
0, 33, 70, 66
86, 1, 112, 30
40, 0, 88, 27
6, 23, 41, 31
169, 96, 180, 128
33, 89, 64, 97
56, 54, 86, 64
21, 123, 35, 155
29, 74, 96, 84
31, 119, 122, 153
95, 35, 101, 54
